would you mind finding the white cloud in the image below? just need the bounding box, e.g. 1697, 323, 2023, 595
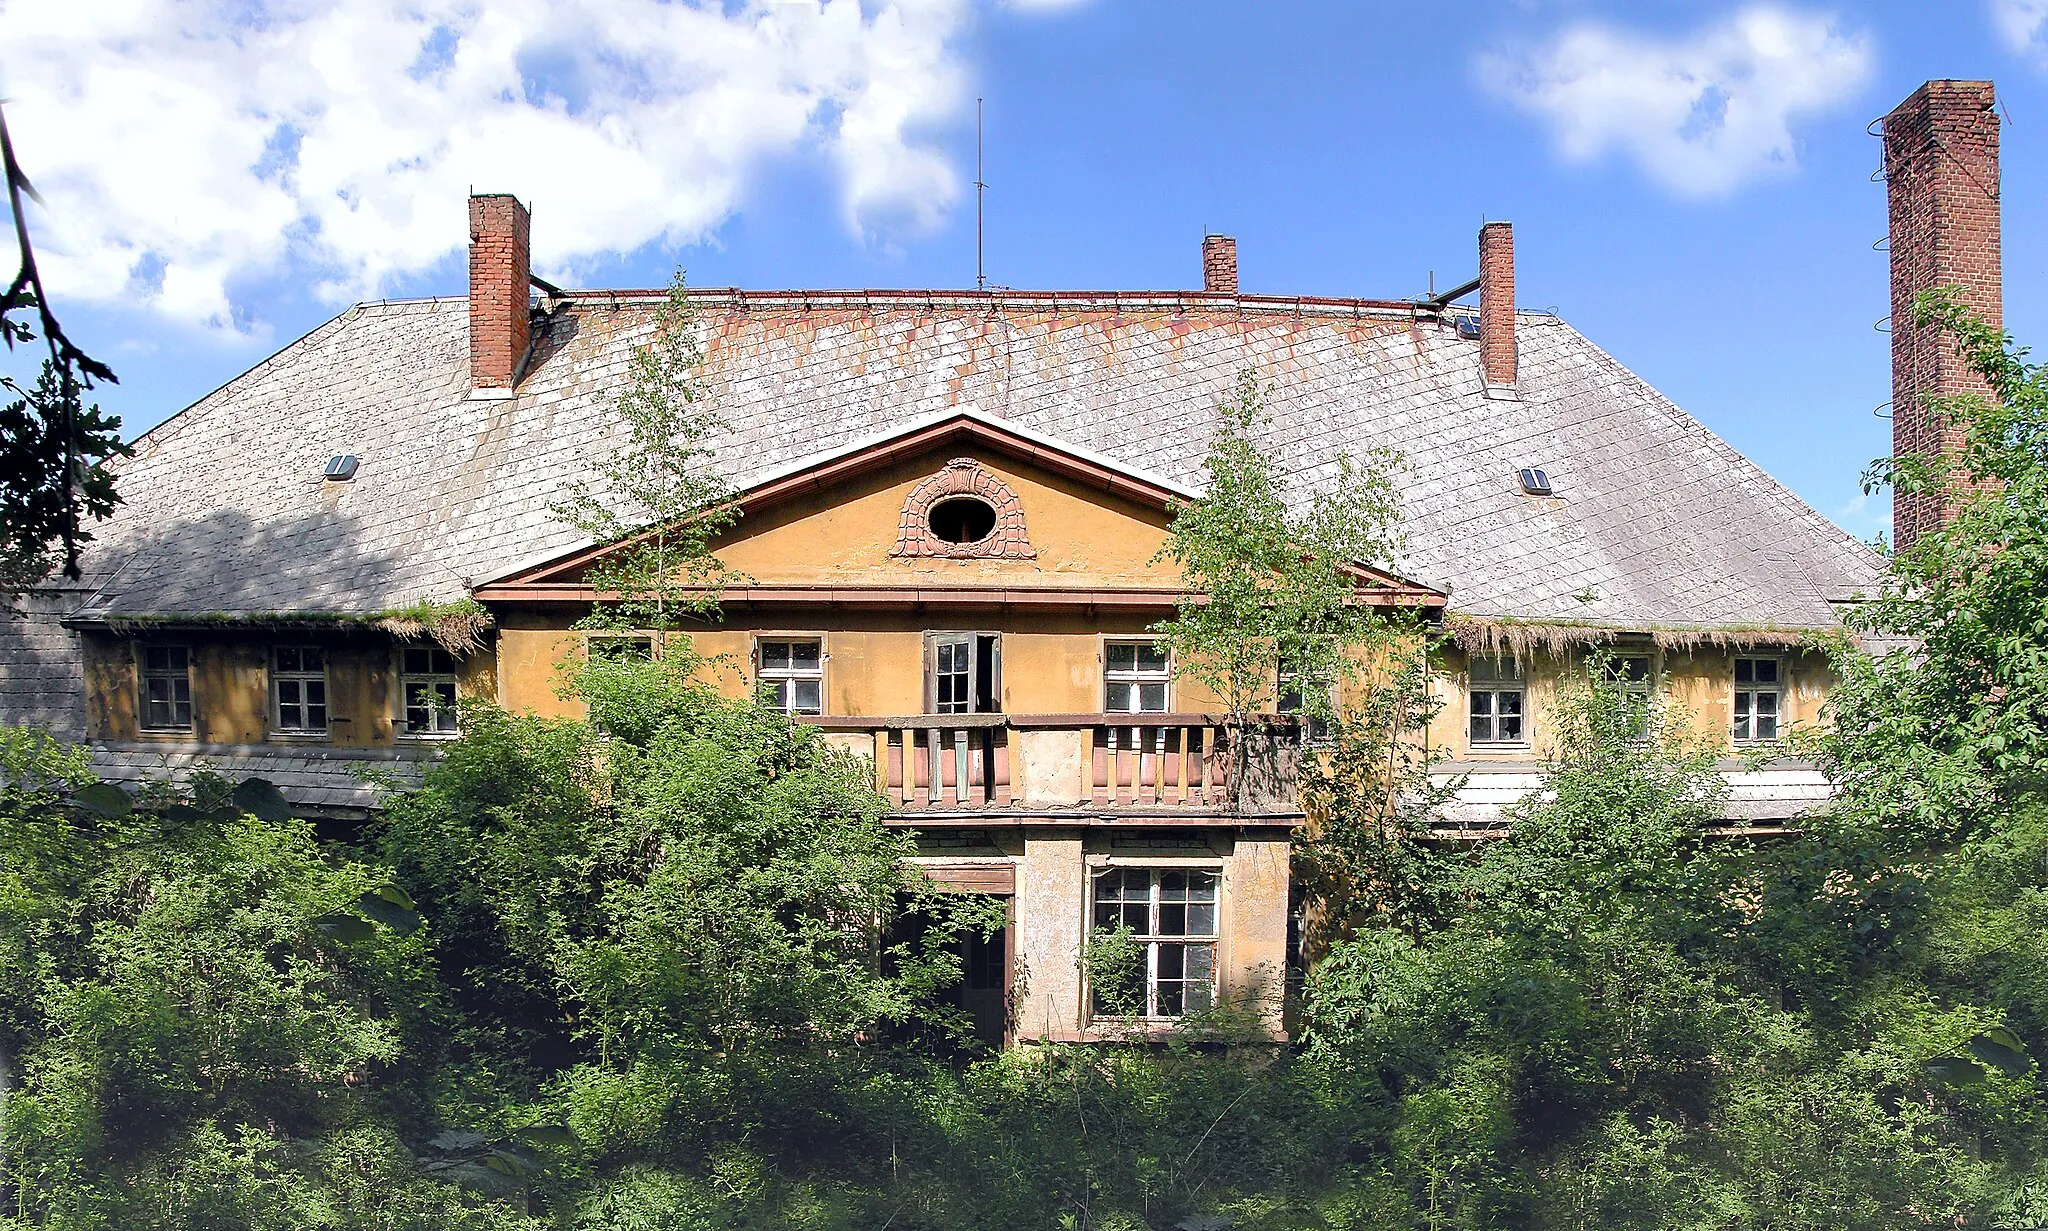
0, 0, 970, 333
1991, 0, 2048, 58
1483, 6, 1873, 196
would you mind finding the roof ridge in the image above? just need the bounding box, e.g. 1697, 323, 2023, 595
497, 286, 1448, 320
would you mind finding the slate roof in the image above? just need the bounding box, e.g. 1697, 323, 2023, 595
88, 742, 431, 814
66, 290, 1880, 630
1436, 762, 1836, 827
0, 592, 88, 737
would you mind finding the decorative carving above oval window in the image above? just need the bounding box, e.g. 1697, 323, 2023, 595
892, 458, 1037, 559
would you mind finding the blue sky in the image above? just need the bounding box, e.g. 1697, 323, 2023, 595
4, 1, 2047, 544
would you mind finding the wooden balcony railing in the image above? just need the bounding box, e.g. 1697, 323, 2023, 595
801, 713, 1296, 814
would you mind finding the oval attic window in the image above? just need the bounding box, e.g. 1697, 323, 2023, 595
928, 496, 997, 544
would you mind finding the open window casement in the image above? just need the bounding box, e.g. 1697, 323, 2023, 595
925, 632, 1002, 714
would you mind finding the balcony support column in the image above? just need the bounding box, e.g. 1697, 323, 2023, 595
1013, 827, 1086, 1041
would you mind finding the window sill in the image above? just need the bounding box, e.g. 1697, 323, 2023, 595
1084, 1017, 1198, 1036
1054, 1018, 1287, 1045
396, 731, 461, 744
1466, 743, 1531, 755
135, 727, 196, 740
266, 731, 331, 744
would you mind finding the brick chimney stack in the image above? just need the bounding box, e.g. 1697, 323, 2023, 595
1478, 221, 1516, 389
1884, 79, 2002, 550
469, 194, 532, 396
1202, 234, 1238, 295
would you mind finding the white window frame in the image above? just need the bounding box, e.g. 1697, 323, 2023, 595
139, 644, 194, 732
1733, 657, 1783, 744
270, 646, 329, 735
1468, 655, 1526, 748
398, 645, 460, 737
1104, 640, 1171, 715
1088, 865, 1220, 1021
756, 637, 824, 716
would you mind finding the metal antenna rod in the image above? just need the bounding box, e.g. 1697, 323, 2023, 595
976, 97, 987, 291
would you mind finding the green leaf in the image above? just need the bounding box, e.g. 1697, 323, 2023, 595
369, 881, 415, 911
427, 1160, 523, 1195
490, 1142, 543, 1172
313, 912, 376, 943
355, 885, 422, 936
510, 1123, 580, 1148
232, 777, 290, 821
1969, 1028, 2031, 1077
1925, 1055, 1987, 1086
70, 781, 132, 818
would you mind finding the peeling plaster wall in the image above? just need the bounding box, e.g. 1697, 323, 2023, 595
709, 447, 1179, 591
1013, 830, 1087, 1041
496, 609, 1230, 723
83, 629, 495, 747
1426, 643, 1837, 761
1004, 826, 1292, 1044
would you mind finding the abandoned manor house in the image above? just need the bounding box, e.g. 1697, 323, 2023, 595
0, 79, 2002, 1046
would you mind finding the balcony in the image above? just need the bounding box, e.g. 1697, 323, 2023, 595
800, 713, 1303, 822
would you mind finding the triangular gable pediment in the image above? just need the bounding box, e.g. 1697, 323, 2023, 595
475, 411, 1444, 607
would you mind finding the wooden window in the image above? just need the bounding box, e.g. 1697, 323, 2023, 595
1277, 659, 1333, 741
400, 646, 459, 735
1469, 656, 1525, 746
139, 645, 193, 731
926, 633, 1001, 714
1734, 658, 1782, 743
757, 638, 824, 716
1090, 867, 1218, 1019
1104, 641, 1170, 714
1601, 654, 1654, 704
271, 646, 328, 733
587, 634, 654, 662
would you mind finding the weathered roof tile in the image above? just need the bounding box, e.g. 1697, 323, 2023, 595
68, 293, 1878, 630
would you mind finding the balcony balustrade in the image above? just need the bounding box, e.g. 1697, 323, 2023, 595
801, 713, 1301, 818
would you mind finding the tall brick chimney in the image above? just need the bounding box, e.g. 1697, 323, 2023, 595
469, 194, 532, 396
1202, 234, 1238, 295
1478, 221, 1516, 389
1884, 79, 2002, 549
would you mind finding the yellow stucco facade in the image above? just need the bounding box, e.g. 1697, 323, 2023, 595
83, 629, 496, 747
1425, 642, 1834, 762
72, 424, 1845, 1046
